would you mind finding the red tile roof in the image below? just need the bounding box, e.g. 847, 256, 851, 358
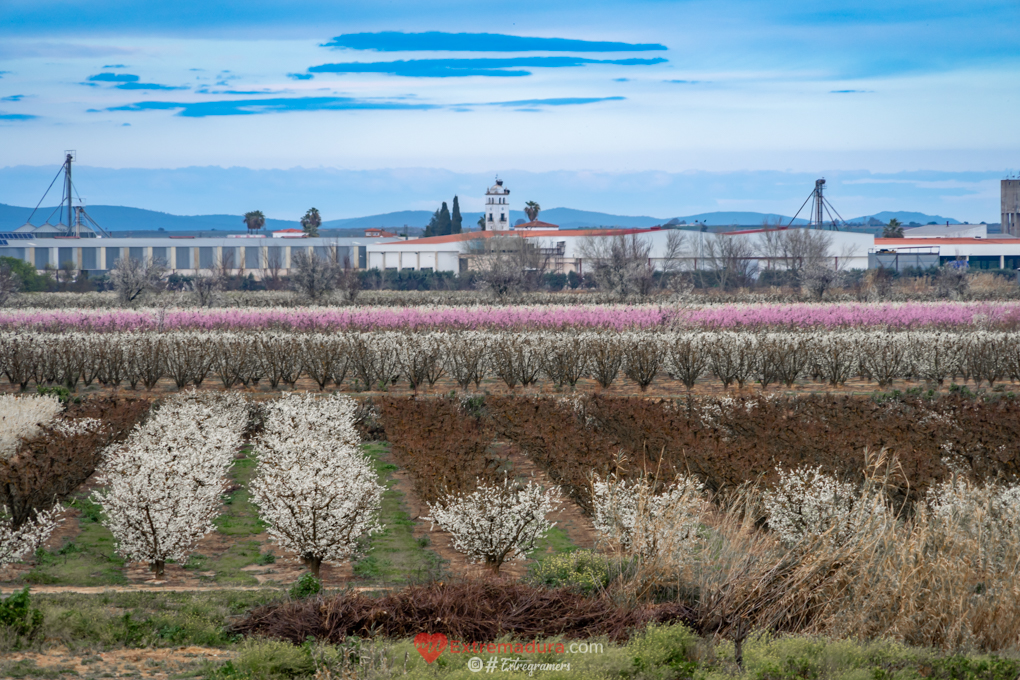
408, 227, 656, 245
875, 238, 1020, 245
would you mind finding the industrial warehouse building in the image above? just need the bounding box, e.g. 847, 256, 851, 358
3, 175, 1018, 278
2, 227, 1019, 278
0, 235, 399, 274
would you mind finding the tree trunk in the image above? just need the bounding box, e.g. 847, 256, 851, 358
152, 559, 165, 579
485, 557, 501, 576
303, 555, 323, 579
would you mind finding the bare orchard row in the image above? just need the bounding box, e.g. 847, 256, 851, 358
3, 329, 1020, 393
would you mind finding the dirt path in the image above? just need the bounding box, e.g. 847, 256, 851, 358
1, 373, 977, 401
2, 646, 235, 680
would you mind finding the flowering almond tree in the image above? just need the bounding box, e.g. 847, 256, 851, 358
592, 475, 706, 562
763, 466, 866, 547
0, 506, 62, 567
427, 476, 561, 574
94, 391, 247, 578
249, 393, 383, 578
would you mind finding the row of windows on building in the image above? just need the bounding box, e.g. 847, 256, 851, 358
0, 245, 356, 271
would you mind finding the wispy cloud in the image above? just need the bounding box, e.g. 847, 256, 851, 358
0, 112, 37, 121
195, 88, 292, 95
830, 89, 873, 93
664, 79, 703, 84
118, 82, 188, 90
1, 95, 24, 101
308, 56, 667, 78
107, 96, 439, 117
287, 73, 313, 80
88, 72, 140, 83
87, 72, 188, 90
104, 93, 623, 117
484, 96, 625, 107
322, 31, 667, 52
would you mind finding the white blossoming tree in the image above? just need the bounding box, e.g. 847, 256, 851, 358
0, 506, 62, 567
249, 393, 383, 578
592, 475, 706, 562
427, 476, 561, 574
763, 466, 863, 547
93, 391, 248, 578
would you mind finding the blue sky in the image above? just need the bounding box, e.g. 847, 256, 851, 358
0, 0, 1017, 221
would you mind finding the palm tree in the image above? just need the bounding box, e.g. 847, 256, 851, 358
882, 218, 904, 238
243, 210, 266, 234
300, 208, 321, 237
524, 201, 541, 223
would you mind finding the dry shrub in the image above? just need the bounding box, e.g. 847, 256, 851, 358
232, 579, 693, 644
806, 477, 1020, 651
605, 451, 1020, 654
0, 396, 152, 526
969, 272, 1016, 298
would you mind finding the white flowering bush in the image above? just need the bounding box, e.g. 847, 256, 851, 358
249, 392, 383, 578
764, 466, 865, 546
592, 475, 706, 562
0, 506, 62, 567
93, 390, 248, 577
427, 475, 561, 574
927, 475, 1020, 556
0, 394, 63, 459
51, 417, 104, 437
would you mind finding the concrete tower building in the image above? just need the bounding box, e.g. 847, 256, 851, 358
484, 178, 510, 231
1004, 179, 1020, 237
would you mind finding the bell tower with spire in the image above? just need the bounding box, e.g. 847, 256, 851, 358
484, 177, 510, 231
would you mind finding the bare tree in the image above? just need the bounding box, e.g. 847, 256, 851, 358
935, 261, 970, 299
110, 256, 168, 305
755, 227, 851, 297
217, 248, 237, 281
336, 255, 361, 304
263, 247, 284, 290
659, 230, 692, 294
0, 261, 20, 307
577, 233, 655, 298
467, 234, 549, 301
190, 269, 225, 307
57, 260, 78, 289
704, 234, 755, 289
290, 250, 339, 302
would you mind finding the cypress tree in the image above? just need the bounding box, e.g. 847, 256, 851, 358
451, 196, 463, 234
424, 208, 441, 237
438, 201, 452, 236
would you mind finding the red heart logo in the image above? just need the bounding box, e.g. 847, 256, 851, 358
413, 632, 448, 664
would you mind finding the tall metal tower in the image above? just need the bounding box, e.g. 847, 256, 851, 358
786, 178, 847, 230
62, 151, 75, 232
25, 151, 110, 237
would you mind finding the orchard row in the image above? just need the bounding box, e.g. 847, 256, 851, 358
3, 329, 1020, 394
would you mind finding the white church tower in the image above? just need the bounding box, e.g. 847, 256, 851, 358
484, 178, 510, 231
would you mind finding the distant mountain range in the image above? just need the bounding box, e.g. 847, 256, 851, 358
0, 203, 966, 234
